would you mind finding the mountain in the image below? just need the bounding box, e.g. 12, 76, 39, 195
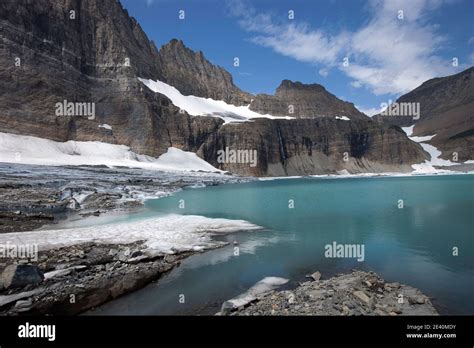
249, 80, 368, 120
157, 39, 252, 106
374, 67, 474, 162
0, 0, 428, 176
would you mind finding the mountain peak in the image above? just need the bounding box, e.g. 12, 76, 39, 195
163, 38, 185, 48
157, 39, 251, 104
249, 80, 366, 119
276, 80, 327, 95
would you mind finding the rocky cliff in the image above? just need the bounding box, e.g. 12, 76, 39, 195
374, 67, 474, 162
0, 0, 428, 176
156, 39, 252, 105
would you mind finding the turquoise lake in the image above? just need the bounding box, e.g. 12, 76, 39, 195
90, 175, 474, 315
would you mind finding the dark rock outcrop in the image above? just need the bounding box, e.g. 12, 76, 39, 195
0, 0, 428, 176
374, 67, 474, 161
0, 264, 44, 289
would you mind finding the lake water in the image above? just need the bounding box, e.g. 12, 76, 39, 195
89, 175, 474, 315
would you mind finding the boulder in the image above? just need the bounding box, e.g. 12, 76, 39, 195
0, 264, 44, 289
353, 290, 371, 304
308, 271, 321, 281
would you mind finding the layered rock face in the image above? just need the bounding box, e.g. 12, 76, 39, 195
156, 39, 252, 105
374, 67, 474, 161
198, 117, 424, 176
0, 0, 428, 176
0, 0, 167, 155
249, 80, 368, 120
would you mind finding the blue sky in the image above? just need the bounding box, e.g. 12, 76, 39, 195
122, 0, 474, 115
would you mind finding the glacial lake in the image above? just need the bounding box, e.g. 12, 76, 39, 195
89, 175, 474, 315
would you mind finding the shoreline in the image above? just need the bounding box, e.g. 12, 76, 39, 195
0, 162, 470, 315
257, 165, 474, 182
0, 240, 203, 315
223, 270, 439, 316
0, 162, 253, 315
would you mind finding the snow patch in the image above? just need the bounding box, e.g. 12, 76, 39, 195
0, 214, 262, 254
411, 142, 457, 173
401, 126, 457, 173
401, 125, 414, 137
138, 78, 295, 124
410, 134, 437, 143
335, 116, 350, 121
223, 277, 289, 310
0, 132, 221, 173
98, 124, 112, 130
153, 147, 219, 172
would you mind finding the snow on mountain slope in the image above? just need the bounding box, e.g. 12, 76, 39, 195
0, 132, 221, 172
138, 78, 294, 123
402, 126, 457, 173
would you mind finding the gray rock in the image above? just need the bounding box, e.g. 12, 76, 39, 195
130, 250, 143, 258
0, 265, 44, 289
14, 298, 33, 311
126, 255, 150, 264
44, 268, 72, 280
308, 271, 321, 281
0, 288, 43, 308
353, 291, 371, 305
286, 292, 296, 304
408, 295, 426, 305
84, 248, 113, 265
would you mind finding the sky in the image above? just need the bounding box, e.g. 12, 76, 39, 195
121, 0, 474, 116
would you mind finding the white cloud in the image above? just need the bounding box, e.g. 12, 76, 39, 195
319, 68, 329, 77
350, 80, 363, 88
250, 24, 350, 65
355, 105, 383, 117
229, 0, 456, 95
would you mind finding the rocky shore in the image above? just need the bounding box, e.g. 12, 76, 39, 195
0, 241, 201, 315
222, 270, 438, 316
0, 162, 251, 315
